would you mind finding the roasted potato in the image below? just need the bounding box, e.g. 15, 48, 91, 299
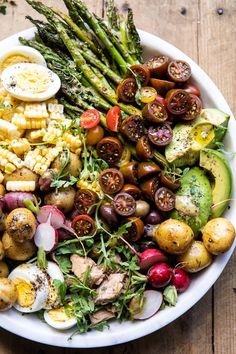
3, 167, 39, 186
202, 218, 235, 255
0, 240, 5, 260
177, 240, 213, 273
2, 232, 36, 261
154, 219, 194, 255
52, 152, 82, 178
5, 208, 37, 243
44, 186, 76, 213
0, 184, 5, 196
0, 261, 9, 278
0, 278, 17, 311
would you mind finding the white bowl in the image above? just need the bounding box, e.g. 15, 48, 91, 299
0, 28, 235, 348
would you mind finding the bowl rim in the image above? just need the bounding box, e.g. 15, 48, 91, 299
0, 27, 235, 348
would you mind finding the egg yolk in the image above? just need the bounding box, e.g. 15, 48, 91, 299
16, 66, 50, 94
0, 54, 32, 73
14, 278, 35, 308
48, 307, 72, 323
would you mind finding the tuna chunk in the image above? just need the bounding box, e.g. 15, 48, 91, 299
95, 273, 126, 305
70, 254, 105, 286
90, 309, 115, 325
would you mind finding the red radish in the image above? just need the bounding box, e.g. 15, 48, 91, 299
4, 192, 35, 211
37, 205, 75, 235
34, 213, 58, 252
139, 248, 168, 270
148, 263, 173, 288
133, 290, 163, 320
171, 268, 190, 293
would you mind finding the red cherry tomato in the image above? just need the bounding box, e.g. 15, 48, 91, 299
80, 109, 100, 129
106, 106, 122, 132
155, 94, 167, 108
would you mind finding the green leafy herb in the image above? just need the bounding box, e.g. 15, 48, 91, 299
163, 165, 190, 183
54, 254, 72, 274
37, 247, 47, 270
163, 285, 178, 306
53, 279, 67, 302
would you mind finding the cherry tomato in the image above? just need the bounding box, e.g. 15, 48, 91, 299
99, 204, 119, 229
154, 187, 175, 211
149, 78, 175, 95
166, 89, 191, 115
99, 168, 124, 194
121, 115, 145, 143
148, 124, 173, 147
120, 162, 138, 184
125, 217, 145, 242
117, 78, 138, 103
113, 193, 136, 216
167, 60, 191, 82
74, 189, 98, 215
140, 176, 159, 201
155, 93, 167, 108
80, 109, 100, 129
138, 161, 161, 180
160, 172, 180, 190
72, 215, 96, 237
117, 146, 131, 167
179, 94, 202, 121
86, 125, 104, 146
129, 64, 150, 86
142, 100, 168, 124
106, 106, 122, 132
96, 136, 123, 165
140, 86, 157, 104
136, 135, 153, 160
182, 83, 201, 97
145, 55, 170, 77
120, 184, 142, 200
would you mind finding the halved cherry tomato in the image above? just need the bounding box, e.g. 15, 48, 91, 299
106, 106, 122, 132
120, 162, 138, 184
140, 177, 159, 201
179, 94, 202, 121
99, 168, 124, 194
117, 78, 138, 103
182, 83, 201, 97
74, 189, 98, 215
96, 136, 123, 165
80, 109, 100, 129
149, 78, 175, 95
117, 146, 131, 167
136, 135, 153, 160
145, 55, 170, 77
120, 184, 142, 200
166, 89, 191, 115
129, 64, 150, 86
155, 187, 175, 211
155, 93, 167, 108
140, 86, 157, 103
167, 60, 191, 82
148, 124, 173, 147
125, 217, 145, 242
142, 100, 168, 124
160, 172, 180, 190
113, 193, 136, 216
86, 125, 104, 146
72, 215, 96, 237
121, 115, 145, 142
138, 161, 161, 180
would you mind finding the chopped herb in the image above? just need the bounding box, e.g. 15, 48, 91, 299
53, 279, 67, 302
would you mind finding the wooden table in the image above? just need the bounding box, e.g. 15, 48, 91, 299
0, 1, 235, 353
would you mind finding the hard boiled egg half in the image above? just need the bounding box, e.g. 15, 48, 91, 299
1, 63, 61, 102
44, 300, 77, 330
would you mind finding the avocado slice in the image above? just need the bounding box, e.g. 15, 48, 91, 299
165, 109, 230, 167
170, 167, 212, 235
199, 148, 232, 218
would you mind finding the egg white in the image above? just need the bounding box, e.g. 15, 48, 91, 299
44, 262, 64, 310
1, 63, 61, 102
44, 305, 77, 330
0, 46, 47, 69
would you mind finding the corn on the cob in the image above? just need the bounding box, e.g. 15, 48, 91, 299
12, 113, 47, 129
0, 119, 20, 138
76, 179, 103, 198
24, 103, 49, 119
29, 129, 46, 141
48, 103, 65, 120
63, 132, 82, 155
0, 147, 23, 173
42, 126, 63, 143
6, 181, 36, 192
10, 138, 31, 156
24, 146, 63, 175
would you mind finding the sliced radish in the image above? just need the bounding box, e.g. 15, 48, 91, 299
139, 248, 168, 270
34, 213, 58, 252
133, 290, 163, 320
37, 205, 65, 229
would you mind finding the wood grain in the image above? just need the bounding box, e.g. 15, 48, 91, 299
0, 1, 235, 353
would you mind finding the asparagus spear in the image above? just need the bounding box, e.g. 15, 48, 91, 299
127, 8, 143, 63
106, 0, 119, 31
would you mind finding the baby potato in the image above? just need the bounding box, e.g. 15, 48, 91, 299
202, 218, 235, 255
5, 208, 37, 243
2, 232, 36, 261
177, 241, 213, 273
44, 186, 76, 213
3, 167, 39, 186
0, 278, 17, 311
0, 184, 5, 196
154, 218, 194, 255
52, 152, 82, 177
0, 240, 5, 260
0, 261, 9, 278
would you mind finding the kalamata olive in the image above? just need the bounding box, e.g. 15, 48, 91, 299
144, 209, 163, 225
99, 204, 119, 229
134, 200, 150, 218
144, 224, 159, 238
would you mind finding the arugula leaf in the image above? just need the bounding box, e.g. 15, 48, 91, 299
54, 254, 72, 274
53, 279, 67, 302
37, 247, 47, 270
163, 285, 178, 306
